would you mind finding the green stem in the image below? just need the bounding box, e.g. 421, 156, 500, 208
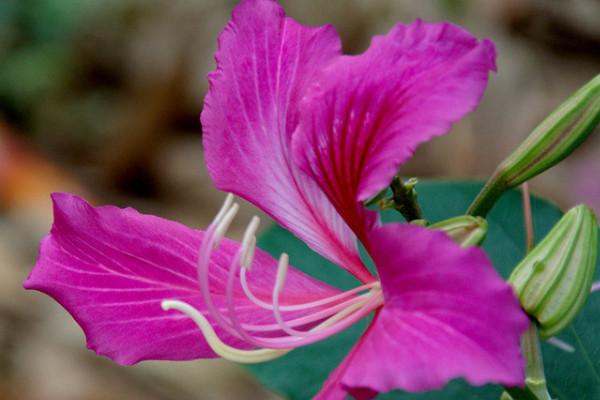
466, 172, 508, 217
379, 177, 424, 222
502, 322, 552, 400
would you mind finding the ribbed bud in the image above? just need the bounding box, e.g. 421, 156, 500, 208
509, 205, 598, 339
468, 74, 600, 217
429, 215, 488, 247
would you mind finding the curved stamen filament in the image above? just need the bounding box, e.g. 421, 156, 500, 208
161, 300, 290, 363
196, 197, 244, 341
272, 286, 377, 338
222, 289, 381, 350
235, 293, 373, 332
224, 237, 382, 349
270, 253, 379, 338
240, 266, 379, 311
309, 292, 381, 333
174, 194, 383, 362
225, 246, 258, 344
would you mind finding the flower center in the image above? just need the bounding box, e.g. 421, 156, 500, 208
162, 194, 383, 363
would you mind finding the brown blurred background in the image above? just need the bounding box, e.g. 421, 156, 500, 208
1, 0, 599, 399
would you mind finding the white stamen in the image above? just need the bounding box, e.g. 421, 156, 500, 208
546, 337, 575, 353
240, 266, 380, 312
275, 253, 289, 294
240, 216, 260, 270
161, 300, 290, 363
212, 193, 234, 226
212, 203, 239, 248
180, 195, 386, 355
242, 237, 257, 270
312, 298, 368, 330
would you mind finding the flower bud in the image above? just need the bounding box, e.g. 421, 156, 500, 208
468, 74, 600, 217
509, 205, 598, 339
429, 215, 488, 247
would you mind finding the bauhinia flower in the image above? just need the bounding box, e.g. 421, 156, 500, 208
24, 0, 529, 398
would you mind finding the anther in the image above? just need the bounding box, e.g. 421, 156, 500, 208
213, 203, 239, 248
275, 253, 289, 294
212, 193, 234, 226
242, 237, 256, 270
240, 216, 260, 270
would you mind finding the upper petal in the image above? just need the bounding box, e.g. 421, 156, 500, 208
327, 224, 528, 395
202, 0, 371, 282
293, 20, 496, 236
23, 193, 342, 365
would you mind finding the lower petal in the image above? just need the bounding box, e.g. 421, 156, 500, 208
23, 193, 342, 365
331, 224, 528, 395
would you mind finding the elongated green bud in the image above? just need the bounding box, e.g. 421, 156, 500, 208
509, 205, 598, 339
468, 74, 600, 217
429, 215, 488, 247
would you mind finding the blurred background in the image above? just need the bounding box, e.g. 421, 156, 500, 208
1, 0, 599, 398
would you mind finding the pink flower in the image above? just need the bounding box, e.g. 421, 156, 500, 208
24, 0, 528, 398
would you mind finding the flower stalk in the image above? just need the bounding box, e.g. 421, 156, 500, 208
378, 177, 425, 223
502, 323, 552, 400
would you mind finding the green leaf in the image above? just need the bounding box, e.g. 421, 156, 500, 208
246, 180, 599, 399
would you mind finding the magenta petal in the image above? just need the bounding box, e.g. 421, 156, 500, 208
23, 193, 342, 365
293, 19, 496, 224
333, 224, 528, 394
201, 0, 372, 282
314, 323, 379, 400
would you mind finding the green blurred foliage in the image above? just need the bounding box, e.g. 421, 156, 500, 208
0, 0, 93, 126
